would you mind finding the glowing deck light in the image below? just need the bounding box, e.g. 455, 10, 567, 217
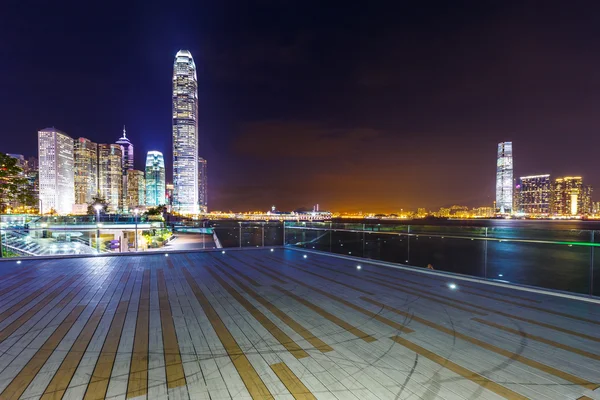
222, 250, 226, 254
165, 254, 169, 257
498, 274, 503, 277
448, 283, 457, 290
270, 248, 274, 252
356, 265, 362, 270
303, 254, 307, 259
16, 261, 21, 264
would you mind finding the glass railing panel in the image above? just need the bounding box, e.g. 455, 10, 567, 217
264, 223, 283, 246
241, 224, 262, 247
330, 229, 363, 257
486, 238, 590, 294
407, 235, 486, 277
363, 232, 408, 264
285, 227, 331, 251
593, 231, 600, 297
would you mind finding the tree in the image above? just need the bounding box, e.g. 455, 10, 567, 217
0, 153, 29, 214
87, 196, 110, 215
145, 205, 166, 216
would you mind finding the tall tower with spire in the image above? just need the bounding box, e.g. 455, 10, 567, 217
116, 126, 134, 212
172, 49, 199, 215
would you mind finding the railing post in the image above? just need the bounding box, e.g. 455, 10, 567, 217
282, 221, 285, 246
590, 231, 595, 296
329, 221, 332, 252
484, 227, 488, 279
362, 223, 365, 257
238, 222, 242, 248
261, 223, 265, 247
406, 225, 410, 263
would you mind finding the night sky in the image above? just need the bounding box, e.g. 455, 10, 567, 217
2, 2, 600, 212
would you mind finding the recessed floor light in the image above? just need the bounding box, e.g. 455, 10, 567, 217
356, 265, 362, 270
448, 283, 457, 290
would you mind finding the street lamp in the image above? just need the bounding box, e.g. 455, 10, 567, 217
134, 208, 139, 251
94, 204, 103, 253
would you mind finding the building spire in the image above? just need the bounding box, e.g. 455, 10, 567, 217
122, 125, 126, 138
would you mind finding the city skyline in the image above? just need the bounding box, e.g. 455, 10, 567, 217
5, 3, 600, 212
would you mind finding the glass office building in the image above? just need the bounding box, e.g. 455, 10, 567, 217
172, 50, 199, 215
495, 141, 513, 214
145, 151, 166, 207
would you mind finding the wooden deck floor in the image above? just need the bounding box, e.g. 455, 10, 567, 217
0, 249, 598, 399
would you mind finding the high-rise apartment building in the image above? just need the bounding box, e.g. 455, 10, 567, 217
116, 126, 134, 212
198, 157, 207, 213
126, 169, 145, 209
38, 128, 75, 215
495, 141, 513, 214
145, 151, 166, 207
551, 176, 592, 216
172, 50, 199, 214
74, 137, 98, 205
518, 175, 551, 215
98, 144, 123, 213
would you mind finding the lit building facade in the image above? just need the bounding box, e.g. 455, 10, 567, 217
518, 175, 551, 215
116, 126, 134, 212
74, 137, 98, 205
551, 177, 592, 216
38, 128, 74, 215
198, 157, 207, 213
166, 183, 174, 208
126, 169, 145, 209
495, 141, 513, 214
145, 151, 166, 207
98, 144, 123, 213
172, 50, 199, 214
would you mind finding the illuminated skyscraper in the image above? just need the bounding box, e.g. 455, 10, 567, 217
116, 126, 134, 211
38, 128, 74, 215
172, 49, 199, 214
198, 157, 207, 213
495, 142, 513, 214
551, 177, 592, 216
74, 137, 98, 205
98, 144, 123, 213
518, 175, 550, 215
127, 169, 145, 209
145, 151, 166, 207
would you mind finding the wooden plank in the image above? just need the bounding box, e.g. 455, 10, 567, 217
363, 297, 600, 390
472, 318, 600, 361
255, 263, 414, 334
182, 267, 274, 400
270, 362, 317, 400
274, 261, 374, 296
40, 303, 108, 400
0, 305, 86, 400
126, 269, 150, 399
213, 264, 333, 353
156, 269, 186, 389
0, 276, 65, 324
273, 285, 377, 343
214, 257, 261, 286
390, 335, 529, 400
0, 276, 33, 298
206, 267, 309, 359
82, 300, 129, 400
40, 270, 130, 400
0, 275, 82, 343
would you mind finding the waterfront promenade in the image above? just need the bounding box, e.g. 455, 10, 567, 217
0, 249, 597, 399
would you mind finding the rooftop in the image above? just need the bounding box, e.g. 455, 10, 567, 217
0, 249, 598, 399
